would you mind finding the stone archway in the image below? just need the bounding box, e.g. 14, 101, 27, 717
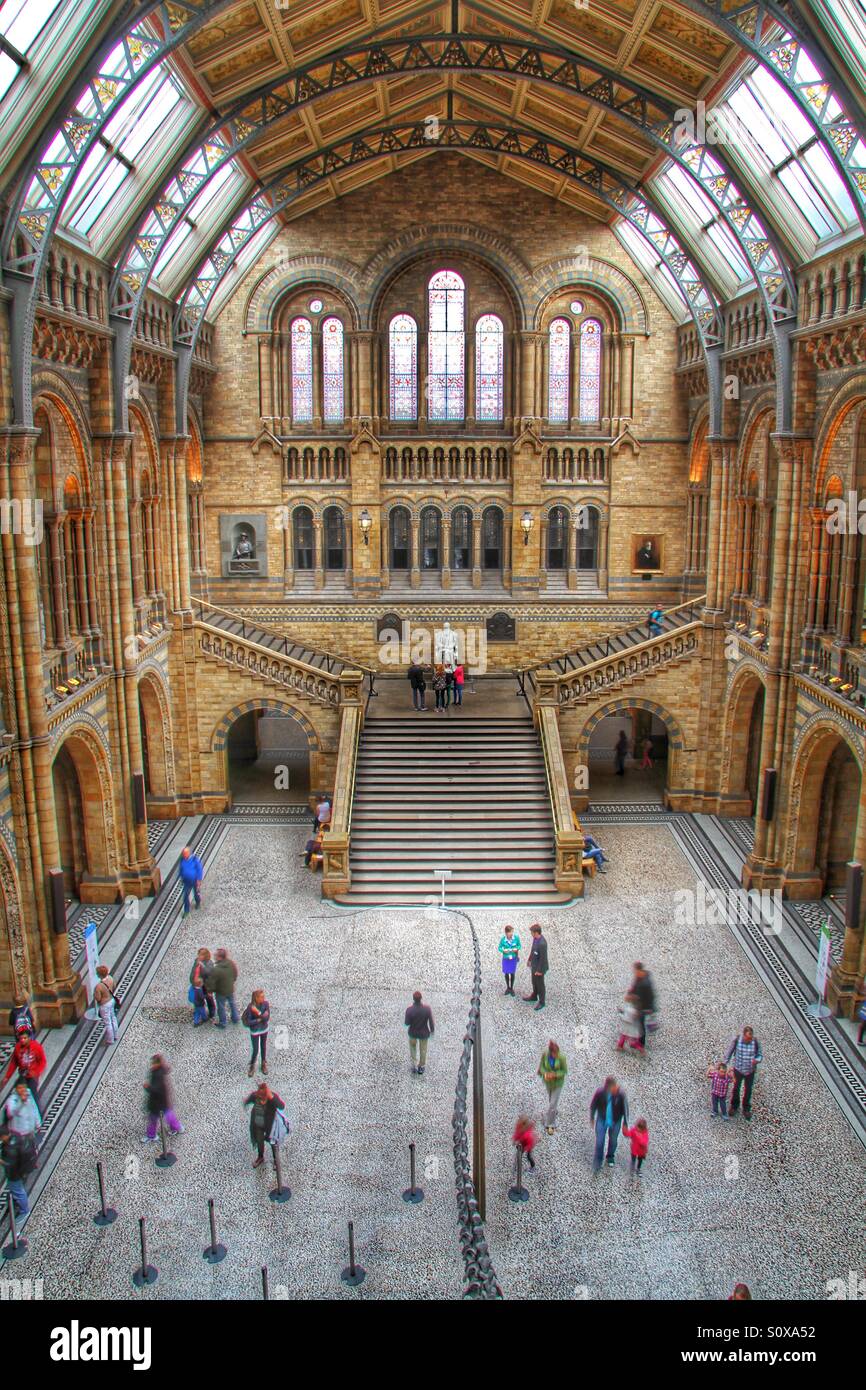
51, 729, 119, 902
212, 699, 324, 808
138, 669, 176, 813
721, 669, 766, 815
784, 723, 862, 899
575, 697, 685, 808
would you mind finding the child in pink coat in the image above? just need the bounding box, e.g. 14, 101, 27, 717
622, 1117, 649, 1173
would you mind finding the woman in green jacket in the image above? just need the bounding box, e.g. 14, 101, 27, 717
498, 925, 521, 995
538, 1040, 568, 1134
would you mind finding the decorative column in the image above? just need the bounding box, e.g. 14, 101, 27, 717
418, 330, 428, 425
312, 328, 324, 429
503, 516, 512, 589
518, 332, 537, 420
471, 515, 482, 590
313, 517, 324, 590
598, 513, 609, 592
48, 516, 70, 646
567, 519, 578, 590
408, 516, 420, 589
282, 516, 294, 594
441, 515, 452, 590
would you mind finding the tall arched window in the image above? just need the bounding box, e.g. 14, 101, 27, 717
428, 270, 464, 421
548, 318, 570, 422
475, 314, 503, 422
290, 317, 313, 423
578, 319, 602, 422
293, 506, 314, 570
322, 317, 344, 423
389, 314, 417, 421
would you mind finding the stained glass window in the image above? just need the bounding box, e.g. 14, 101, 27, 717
322, 316, 344, 423
548, 318, 570, 422
428, 270, 464, 422
578, 319, 602, 422
290, 317, 313, 423
475, 314, 503, 422
389, 314, 417, 421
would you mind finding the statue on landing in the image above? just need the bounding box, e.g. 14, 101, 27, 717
435, 620, 460, 666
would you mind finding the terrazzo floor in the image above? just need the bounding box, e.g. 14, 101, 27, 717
14, 820, 866, 1301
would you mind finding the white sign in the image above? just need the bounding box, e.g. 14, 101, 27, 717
84, 921, 100, 1019
816, 920, 832, 999
432, 868, 452, 878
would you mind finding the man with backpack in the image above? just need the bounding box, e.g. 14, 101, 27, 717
210, 948, 239, 1028
726, 1026, 763, 1120
407, 659, 427, 711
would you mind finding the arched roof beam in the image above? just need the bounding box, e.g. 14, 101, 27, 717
109, 37, 795, 339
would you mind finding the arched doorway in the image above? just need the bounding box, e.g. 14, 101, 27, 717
323, 506, 345, 575
579, 704, 678, 806
51, 733, 113, 900
389, 506, 410, 572
482, 506, 503, 573
547, 506, 568, 570
226, 708, 312, 806
577, 506, 600, 572
788, 728, 861, 897
452, 506, 472, 572
420, 506, 441, 572
723, 674, 765, 816
138, 674, 172, 811
293, 506, 314, 570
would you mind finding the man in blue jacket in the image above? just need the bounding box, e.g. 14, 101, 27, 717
179, 846, 203, 916
590, 1076, 629, 1170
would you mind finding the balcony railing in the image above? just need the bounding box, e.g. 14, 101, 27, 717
285, 445, 350, 483
543, 445, 607, 483
383, 444, 509, 483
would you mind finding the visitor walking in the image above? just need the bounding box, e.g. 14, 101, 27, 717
142, 1054, 184, 1143
209, 948, 239, 1028
2, 1026, 47, 1099
590, 1076, 629, 1170
630, 962, 656, 1048
179, 845, 203, 915
512, 1115, 537, 1177
726, 1027, 762, 1120
640, 737, 653, 770
616, 993, 643, 1051
433, 663, 447, 712
498, 925, 521, 994
243, 989, 270, 1077
537, 1040, 567, 1134
621, 1117, 649, 1172
707, 1060, 734, 1118
404, 990, 434, 1075
243, 1082, 286, 1168
614, 730, 629, 776
453, 662, 464, 706
729, 1283, 752, 1300
522, 924, 549, 1010
407, 660, 427, 711
4, 1081, 41, 1138
190, 948, 215, 1026
303, 829, 324, 868
94, 964, 119, 1046
1, 1130, 37, 1220
8, 995, 34, 1035
445, 664, 456, 708
647, 608, 663, 637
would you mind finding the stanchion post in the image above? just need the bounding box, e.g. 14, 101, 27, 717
268, 1143, 291, 1203
2, 1191, 28, 1260
402, 1141, 424, 1204
131, 1216, 158, 1287
261, 1265, 269, 1301
203, 1196, 227, 1263
340, 1219, 366, 1286
154, 1113, 176, 1169
93, 1161, 118, 1226
508, 1142, 529, 1203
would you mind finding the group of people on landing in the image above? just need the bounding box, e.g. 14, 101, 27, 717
407, 659, 464, 711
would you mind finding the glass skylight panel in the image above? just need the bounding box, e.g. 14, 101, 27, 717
208, 221, 281, 321
614, 222, 690, 321
1, 0, 64, 52
150, 162, 244, 288
656, 165, 751, 286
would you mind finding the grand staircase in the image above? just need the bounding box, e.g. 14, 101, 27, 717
334, 712, 574, 906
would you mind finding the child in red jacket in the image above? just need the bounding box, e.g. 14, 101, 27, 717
622, 1117, 649, 1173
512, 1114, 537, 1174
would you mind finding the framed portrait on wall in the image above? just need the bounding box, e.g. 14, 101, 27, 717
632, 534, 663, 573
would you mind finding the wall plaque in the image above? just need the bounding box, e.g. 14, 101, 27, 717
486, 611, 516, 642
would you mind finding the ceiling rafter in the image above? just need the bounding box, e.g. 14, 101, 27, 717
108, 35, 795, 341
170, 117, 725, 352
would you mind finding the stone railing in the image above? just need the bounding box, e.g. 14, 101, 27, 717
543, 444, 607, 483
383, 442, 510, 483
543, 622, 702, 707
535, 702, 585, 896
285, 444, 350, 483
196, 623, 347, 708
321, 682, 365, 898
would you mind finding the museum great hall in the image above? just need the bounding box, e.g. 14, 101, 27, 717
0, 0, 864, 1303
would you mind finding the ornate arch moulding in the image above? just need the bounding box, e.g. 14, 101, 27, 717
530, 257, 650, 336
243, 255, 364, 334
363, 230, 529, 330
